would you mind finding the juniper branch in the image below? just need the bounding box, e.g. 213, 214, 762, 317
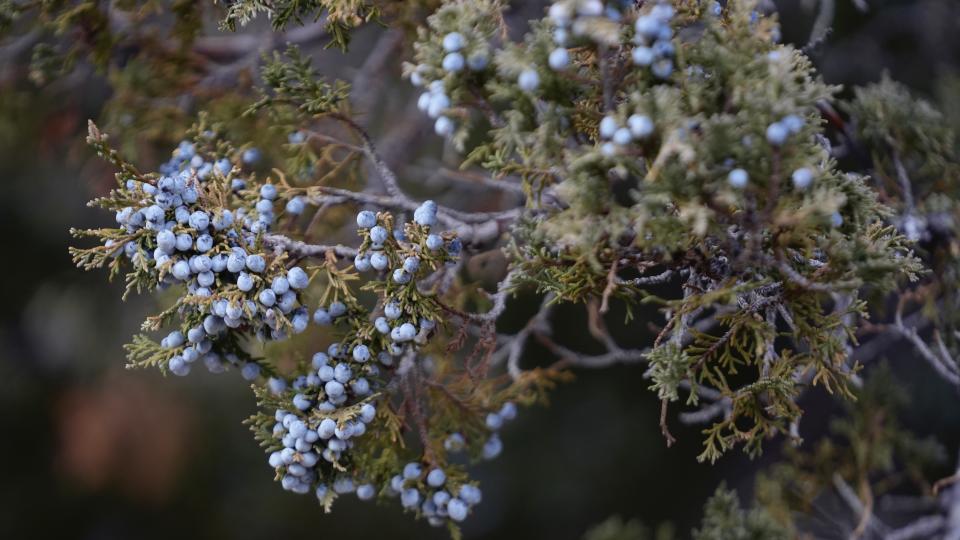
262, 233, 359, 260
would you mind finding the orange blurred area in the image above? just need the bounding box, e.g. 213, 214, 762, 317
56, 370, 192, 503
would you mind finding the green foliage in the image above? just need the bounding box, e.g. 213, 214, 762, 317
250, 46, 351, 118
844, 76, 960, 364
243, 46, 364, 192
583, 516, 672, 540
754, 365, 946, 533
408, 0, 922, 461
405, 0, 507, 150
0, 0, 23, 31
581, 486, 788, 540
845, 74, 960, 199
218, 0, 440, 49
69, 104, 561, 533
0, 1, 200, 85
693, 485, 790, 540
0, 1, 221, 161
647, 342, 692, 402
219, 0, 380, 42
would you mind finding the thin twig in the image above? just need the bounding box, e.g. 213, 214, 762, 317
505, 294, 555, 379
804, 0, 835, 52
889, 301, 960, 387
262, 233, 358, 260
891, 146, 915, 212
884, 516, 945, 540
833, 474, 888, 538
660, 398, 677, 447
615, 269, 674, 287
679, 398, 732, 424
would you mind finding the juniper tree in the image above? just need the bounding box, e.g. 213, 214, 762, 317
3, 0, 958, 537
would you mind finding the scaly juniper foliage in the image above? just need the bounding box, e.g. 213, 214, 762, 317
0, 0, 953, 536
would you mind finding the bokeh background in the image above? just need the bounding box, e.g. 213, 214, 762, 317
1, 1, 959, 539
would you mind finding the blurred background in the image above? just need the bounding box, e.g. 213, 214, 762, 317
1, 1, 959, 538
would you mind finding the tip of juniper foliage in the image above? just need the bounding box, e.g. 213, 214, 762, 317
86, 120, 101, 143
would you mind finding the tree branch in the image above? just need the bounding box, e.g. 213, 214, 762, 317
262, 233, 358, 260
